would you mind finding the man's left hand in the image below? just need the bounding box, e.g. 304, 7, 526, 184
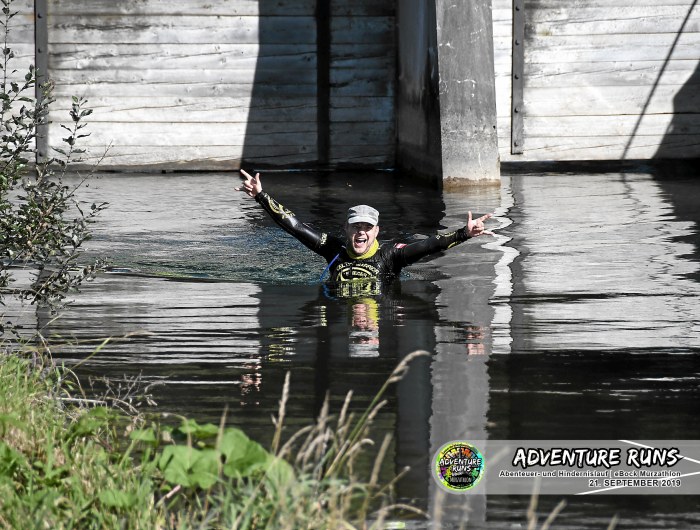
467, 211, 494, 237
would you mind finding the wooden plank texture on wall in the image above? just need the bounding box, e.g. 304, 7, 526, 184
329, 2, 395, 167
492, 0, 514, 160
45, 4, 316, 169
493, 0, 700, 162
24, 0, 700, 167
48, 16, 317, 44
50, 0, 394, 17
46, 0, 396, 169
2, 1, 35, 152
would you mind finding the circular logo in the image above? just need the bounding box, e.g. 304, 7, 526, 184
433, 441, 486, 493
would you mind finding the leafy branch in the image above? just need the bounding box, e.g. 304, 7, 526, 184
1, 0, 107, 333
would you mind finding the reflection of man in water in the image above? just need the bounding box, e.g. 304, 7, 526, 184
349, 297, 380, 357
236, 170, 493, 291
351, 298, 378, 330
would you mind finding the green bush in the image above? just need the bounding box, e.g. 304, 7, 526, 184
0, 0, 107, 335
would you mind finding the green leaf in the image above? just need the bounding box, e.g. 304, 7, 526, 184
178, 418, 220, 439
220, 427, 271, 478
158, 445, 220, 489
187, 448, 220, 489
129, 428, 157, 443
158, 446, 194, 487
264, 456, 295, 491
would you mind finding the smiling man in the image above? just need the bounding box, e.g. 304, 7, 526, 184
236, 169, 493, 293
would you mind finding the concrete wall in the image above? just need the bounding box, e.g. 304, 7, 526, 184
492, 0, 700, 162
31, 0, 396, 170
6, 0, 699, 172
434, 0, 500, 183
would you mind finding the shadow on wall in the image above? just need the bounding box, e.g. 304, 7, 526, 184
240, 1, 397, 171
395, 0, 442, 179
654, 60, 700, 161
240, 1, 319, 169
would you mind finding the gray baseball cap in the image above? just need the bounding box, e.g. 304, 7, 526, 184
347, 204, 379, 225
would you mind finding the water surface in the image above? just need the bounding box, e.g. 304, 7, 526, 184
39, 169, 700, 529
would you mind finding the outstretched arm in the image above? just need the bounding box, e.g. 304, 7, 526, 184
235, 169, 336, 257
396, 211, 494, 267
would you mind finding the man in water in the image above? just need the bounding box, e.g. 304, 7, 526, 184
236, 169, 493, 292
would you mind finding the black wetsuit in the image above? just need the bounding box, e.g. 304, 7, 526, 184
255, 192, 472, 294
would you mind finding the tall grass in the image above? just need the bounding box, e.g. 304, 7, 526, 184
0, 348, 159, 529
0, 346, 428, 529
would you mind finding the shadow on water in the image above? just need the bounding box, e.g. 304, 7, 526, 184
648, 165, 700, 284
37, 168, 700, 528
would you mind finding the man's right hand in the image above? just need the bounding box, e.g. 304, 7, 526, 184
235, 169, 262, 198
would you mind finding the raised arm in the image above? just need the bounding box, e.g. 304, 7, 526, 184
396, 211, 494, 267
235, 169, 334, 256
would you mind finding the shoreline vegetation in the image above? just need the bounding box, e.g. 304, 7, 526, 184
0, 342, 427, 529
0, 343, 621, 530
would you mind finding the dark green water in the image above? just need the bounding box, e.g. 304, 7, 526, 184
35, 170, 700, 528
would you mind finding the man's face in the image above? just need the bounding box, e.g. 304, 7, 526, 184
352, 302, 377, 331
345, 222, 379, 256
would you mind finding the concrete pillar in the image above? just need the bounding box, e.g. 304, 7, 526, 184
435, 0, 500, 185
397, 0, 500, 185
